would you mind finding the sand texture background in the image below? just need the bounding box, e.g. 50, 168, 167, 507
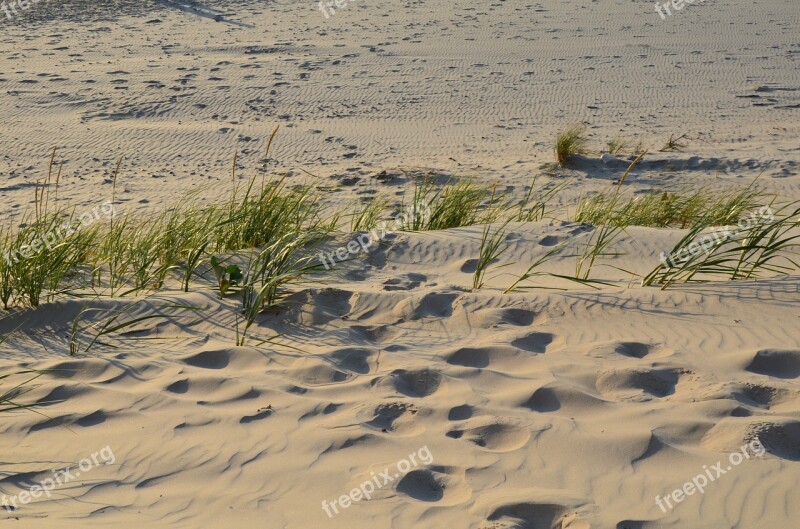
0, 0, 799, 528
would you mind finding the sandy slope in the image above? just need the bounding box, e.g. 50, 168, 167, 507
1, 222, 799, 528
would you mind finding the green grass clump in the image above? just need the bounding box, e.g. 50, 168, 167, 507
400, 177, 492, 231
473, 221, 511, 289
642, 201, 800, 289
237, 233, 323, 345
607, 138, 629, 155
555, 126, 589, 166
350, 196, 387, 232
576, 186, 766, 229
513, 177, 566, 223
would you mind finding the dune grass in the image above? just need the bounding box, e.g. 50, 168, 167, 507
0, 136, 797, 352
555, 125, 589, 166
513, 177, 566, 223
606, 138, 629, 156
473, 221, 512, 289
660, 133, 690, 152
0, 369, 42, 413
576, 185, 766, 229
573, 152, 647, 281
399, 177, 492, 231
642, 201, 800, 289
350, 196, 387, 232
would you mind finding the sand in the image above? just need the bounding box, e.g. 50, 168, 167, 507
1, 0, 799, 528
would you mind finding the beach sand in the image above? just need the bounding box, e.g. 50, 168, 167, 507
0, 0, 799, 528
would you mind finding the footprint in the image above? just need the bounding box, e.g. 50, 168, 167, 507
182, 350, 230, 369
392, 292, 458, 320
447, 422, 531, 452
396, 467, 472, 506
471, 307, 540, 329
292, 364, 354, 386
379, 369, 443, 398
510, 332, 557, 353
486, 501, 569, 529
746, 349, 800, 379
383, 273, 427, 291
349, 324, 404, 344
166, 379, 189, 394
596, 368, 681, 401
613, 342, 657, 359
363, 402, 419, 433
396, 469, 444, 501
523, 384, 608, 414
446, 345, 524, 369
448, 404, 474, 421
732, 382, 790, 408
750, 421, 800, 460
539, 235, 563, 247
583, 341, 672, 360
461, 258, 479, 273
283, 288, 353, 325
328, 347, 376, 374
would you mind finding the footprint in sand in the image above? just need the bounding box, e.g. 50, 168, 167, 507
447, 422, 532, 452
361, 402, 421, 435
396, 467, 472, 505
595, 368, 683, 402
750, 421, 800, 461
746, 349, 800, 379
374, 368, 443, 398
485, 501, 572, 529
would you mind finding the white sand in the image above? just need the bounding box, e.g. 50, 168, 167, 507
1, 0, 799, 528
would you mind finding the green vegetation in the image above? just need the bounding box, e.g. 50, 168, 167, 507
576, 186, 765, 228
555, 125, 589, 166
642, 201, 800, 289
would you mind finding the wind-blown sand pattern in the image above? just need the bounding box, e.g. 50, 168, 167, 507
1, 0, 799, 528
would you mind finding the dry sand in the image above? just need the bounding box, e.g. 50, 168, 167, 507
1, 0, 799, 528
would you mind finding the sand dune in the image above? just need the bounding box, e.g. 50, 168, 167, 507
1, 226, 799, 527
1, 0, 799, 528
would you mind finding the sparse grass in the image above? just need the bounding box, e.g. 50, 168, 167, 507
237, 233, 323, 346
660, 133, 690, 152
606, 138, 629, 156
555, 125, 589, 166
0, 147, 332, 312
642, 201, 800, 289
0, 369, 43, 413
399, 177, 490, 231
1, 134, 797, 356
576, 186, 766, 229
512, 177, 566, 223
350, 196, 387, 232
473, 221, 512, 289
575, 152, 647, 280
